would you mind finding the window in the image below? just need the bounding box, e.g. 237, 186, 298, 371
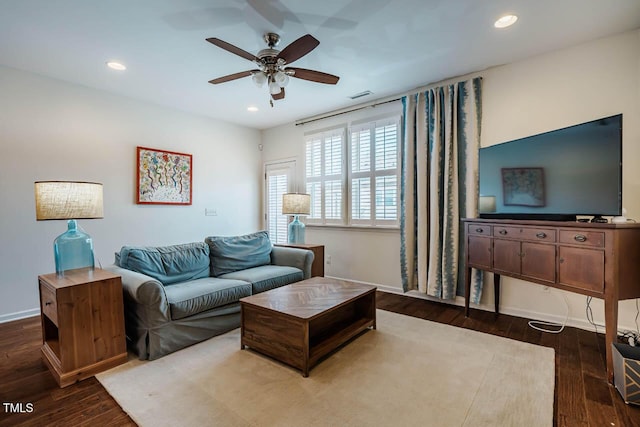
350, 118, 399, 226
305, 128, 345, 225
304, 116, 400, 227
265, 161, 295, 243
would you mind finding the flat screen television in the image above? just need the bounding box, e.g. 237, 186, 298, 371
478, 114, 622, 221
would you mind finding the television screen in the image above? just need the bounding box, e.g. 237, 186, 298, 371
478, 114, 622, 220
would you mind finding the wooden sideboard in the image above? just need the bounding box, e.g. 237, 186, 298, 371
462, 218, 640, 384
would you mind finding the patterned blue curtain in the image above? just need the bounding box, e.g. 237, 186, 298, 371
400, 77, 483, 302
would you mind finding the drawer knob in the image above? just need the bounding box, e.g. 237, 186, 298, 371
574, 234, 587, 243
475, 228, 483, 233
45, 301, 52, 306
559, 258, 565, 263
499, 229, 507, 235
536, 232, 547, 239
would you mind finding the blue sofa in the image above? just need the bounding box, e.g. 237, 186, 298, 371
105, 231, 314, 360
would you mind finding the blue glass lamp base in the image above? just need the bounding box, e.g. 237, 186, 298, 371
54, 219, 95, 275
288, 215, 306, 244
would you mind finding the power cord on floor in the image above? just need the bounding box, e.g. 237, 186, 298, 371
588, 297, 640, 346
586, 296, 598, 334
528, 289, 569, 334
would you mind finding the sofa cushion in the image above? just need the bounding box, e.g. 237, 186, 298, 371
219, 265, 303, 294
163, 277, 251, 320
205, 231, 272, 276
118, 242, 210, 286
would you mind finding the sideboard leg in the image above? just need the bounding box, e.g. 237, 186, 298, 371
494, 273, 501, 315
604, 293, 618, 384
465, 267, 472, 317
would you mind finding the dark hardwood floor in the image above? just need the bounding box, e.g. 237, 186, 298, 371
2, 291, 640, 426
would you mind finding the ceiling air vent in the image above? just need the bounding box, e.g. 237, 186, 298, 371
349, 90, 373, 100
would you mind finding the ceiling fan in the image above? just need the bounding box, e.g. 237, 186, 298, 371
206, 33, 339, 106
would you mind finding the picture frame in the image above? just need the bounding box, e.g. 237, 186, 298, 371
501, 167, 545, 207
136, 146, 192, 205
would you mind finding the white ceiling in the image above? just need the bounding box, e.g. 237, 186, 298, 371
1, 1, 639, 130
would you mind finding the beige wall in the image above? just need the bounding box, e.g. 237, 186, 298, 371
0, 66, 262, 321
261, 29, 640, 332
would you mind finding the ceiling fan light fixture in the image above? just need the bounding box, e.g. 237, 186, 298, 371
252, 72, 267, 88
269, 80, 281, 95
274, 70, 287, 85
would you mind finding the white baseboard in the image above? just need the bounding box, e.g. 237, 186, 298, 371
327, 275, 614, 336
0, 308, 40, 324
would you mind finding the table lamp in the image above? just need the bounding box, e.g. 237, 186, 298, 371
35, 181, 104, 275
478, 195, 496, 213
282, 193, 311, 244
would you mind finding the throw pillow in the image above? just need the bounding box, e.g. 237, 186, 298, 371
205, 230, 272, 276
118, 242, 210, 285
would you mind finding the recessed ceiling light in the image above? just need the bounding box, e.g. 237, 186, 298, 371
247, 106, 259, 112
106, 61, 126, 71
494, 14, 518, 29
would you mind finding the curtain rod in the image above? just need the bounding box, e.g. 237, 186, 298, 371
294, 70, 484, 127
294, 97, 401, 126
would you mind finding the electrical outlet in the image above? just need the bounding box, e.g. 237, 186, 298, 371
205, 208, 217, 216
326, 255, 332, 265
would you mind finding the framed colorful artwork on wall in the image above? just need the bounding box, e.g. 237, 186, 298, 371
136, 146, 192, 205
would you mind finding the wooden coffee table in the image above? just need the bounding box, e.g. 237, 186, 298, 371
240, 277, 376, 377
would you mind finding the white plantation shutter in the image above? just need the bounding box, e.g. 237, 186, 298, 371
325, 180, 342, 219
375, 124, 398, 170
349, 117, 400, 226
306, 181, 322, 219
304, 128, 345, 224
306, 138, 321, 178
265, 161, 295, 243
351, 177, 371, 220
375, 175, 397, 220
303, 113, 399, 227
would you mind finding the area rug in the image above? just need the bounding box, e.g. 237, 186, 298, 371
97, 309, 554, 427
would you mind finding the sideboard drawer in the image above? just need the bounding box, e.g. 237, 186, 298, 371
493, 226, 521, 238
468, 223, 491, 236
493, 226, 557, 242
520, 227, 557, 242
559, 230, 605, 247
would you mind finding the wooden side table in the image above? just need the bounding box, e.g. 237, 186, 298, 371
276, 243, 324, 277
38, 268, 127, 387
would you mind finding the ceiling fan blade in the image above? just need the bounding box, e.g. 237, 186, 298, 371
288, 67, 339, 85
206, 37, 258, 62
208, 70, 259, 84
277, 34, 319, 64
272, 87, 285, 100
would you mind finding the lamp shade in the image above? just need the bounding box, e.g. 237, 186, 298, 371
478, 195, 496, 213
282, 193, 311, 215
35, 181, 104, 220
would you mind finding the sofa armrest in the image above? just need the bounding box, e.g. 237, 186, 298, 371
103, 265, 171, 324
271, 246, 314, 279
